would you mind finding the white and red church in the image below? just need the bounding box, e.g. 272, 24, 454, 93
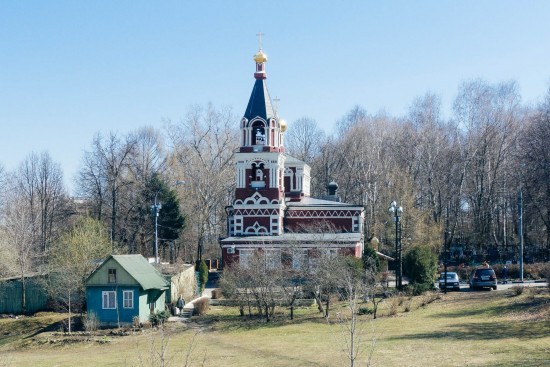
219, 46, 365, 269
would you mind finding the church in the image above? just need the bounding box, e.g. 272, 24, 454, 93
219, 44, 365, 269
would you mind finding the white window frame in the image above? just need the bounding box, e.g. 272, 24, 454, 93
102, 291, 116, 309
123, 290, 134, 309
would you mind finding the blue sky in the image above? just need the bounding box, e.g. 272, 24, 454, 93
1, 1, 549, 194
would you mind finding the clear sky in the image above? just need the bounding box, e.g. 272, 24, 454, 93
1, 1, 549, 195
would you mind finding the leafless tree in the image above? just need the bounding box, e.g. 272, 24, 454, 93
518, 87, 550, 257
11, 152, 68, 254
452, 80, 523, 254
166, 104, 239, 261
335, 257, 377, 367
284, 117, 325, 164
0, 195, 39, 313
76, 132, 137, 246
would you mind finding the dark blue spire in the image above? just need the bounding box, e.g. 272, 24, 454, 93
243, 79, 275, 121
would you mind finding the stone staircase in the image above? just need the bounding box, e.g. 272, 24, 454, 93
180, 306, 193, 319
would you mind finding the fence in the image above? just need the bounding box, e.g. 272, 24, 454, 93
0, 277, 49, 314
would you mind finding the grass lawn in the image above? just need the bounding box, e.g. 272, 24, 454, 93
1, 287, 549, 367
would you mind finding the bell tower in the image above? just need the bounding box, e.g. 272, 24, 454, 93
228, 42, 287, 237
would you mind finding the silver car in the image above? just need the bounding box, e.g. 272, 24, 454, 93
439, 272, 461, 291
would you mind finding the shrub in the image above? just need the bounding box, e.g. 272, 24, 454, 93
387, 296, 400, 316
84, 312, 99, 332
419, 291, 440, 307
363, 246, 380, 272
193, 298, 209, 316
211, 288, 222, 299
403, 297, 413, 312
510, 285, 524, 296
358, 306, 373, 315
540, 263, 550, 288
403, 282, 435, 296
197, 260, 209, 294
149, 310, 171, 327
403, 246, 438, 286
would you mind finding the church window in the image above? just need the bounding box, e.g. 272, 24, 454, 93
239, 249, 253, 268
292, 249, 308, 270
265, 249, 281, 270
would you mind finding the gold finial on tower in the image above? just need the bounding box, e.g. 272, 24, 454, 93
253, 32, 267, 63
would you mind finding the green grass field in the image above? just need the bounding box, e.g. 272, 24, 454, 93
1, 287, 549, 367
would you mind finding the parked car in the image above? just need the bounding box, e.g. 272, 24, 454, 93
469, 268, 497, 290
438, 272, 461, 291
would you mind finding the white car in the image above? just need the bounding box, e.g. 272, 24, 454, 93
438, 272, 461, 291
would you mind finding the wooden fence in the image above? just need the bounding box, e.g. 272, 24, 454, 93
0, 277, 49, 314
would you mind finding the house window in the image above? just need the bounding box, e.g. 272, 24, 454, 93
265, 249, 281, 270
292, 249, 308, 270
324, 249, 338, 259
123, 290, 134, 309
239, 249, 253, 268
102, 291, 116, 309
108, 269, 117, 283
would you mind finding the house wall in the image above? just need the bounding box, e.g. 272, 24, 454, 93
86, 258, 140, 287
86, 285, 140, 326
168, 264, 196, 304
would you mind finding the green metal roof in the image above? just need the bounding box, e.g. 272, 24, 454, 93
110, 255, 169, 290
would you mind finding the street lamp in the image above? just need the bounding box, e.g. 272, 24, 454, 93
389, 201, 403, 288
152, 180, 185, 264
152, 192, 162, 264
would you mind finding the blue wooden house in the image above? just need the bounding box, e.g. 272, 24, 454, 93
85, 254, 169, 327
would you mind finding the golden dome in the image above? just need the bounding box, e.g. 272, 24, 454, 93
253, 50, 267, 63
279, 119, 287, 132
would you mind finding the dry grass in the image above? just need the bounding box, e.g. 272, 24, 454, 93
1, 287, 550, 367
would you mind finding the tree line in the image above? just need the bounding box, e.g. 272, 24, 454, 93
1, 80, 549, 289
286, 80, 550, 264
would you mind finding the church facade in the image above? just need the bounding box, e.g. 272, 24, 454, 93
219, 46, 364, 269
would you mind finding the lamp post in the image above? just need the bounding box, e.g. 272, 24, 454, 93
152, 192, 162, 264
389, 201, 403, 288
152, 180, 185, 264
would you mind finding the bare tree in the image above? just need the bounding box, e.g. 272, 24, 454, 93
335, 257, 377, 367
518, 87, 550, 257
76, 132, 137, 246
166, 104, 239, 261
12, 152, 67, 254
0, 195, 38, 313
453, 80, 522, 254
284, 117, 325, 164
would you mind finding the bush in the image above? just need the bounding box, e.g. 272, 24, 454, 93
363, 246, 380, 272
197, 260, 209, 294
193, 298, 209, 316
387, 296, 400, 316
403, 246, 438, 286
539, 263, 550, 288
358, 306, 373, 315
211, 288, 222, 299
403, 282, 435, 296
419, 291, 440, 307
149, 310, 171, 326
510, 285, 524, 296
84, 312, 99, 332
